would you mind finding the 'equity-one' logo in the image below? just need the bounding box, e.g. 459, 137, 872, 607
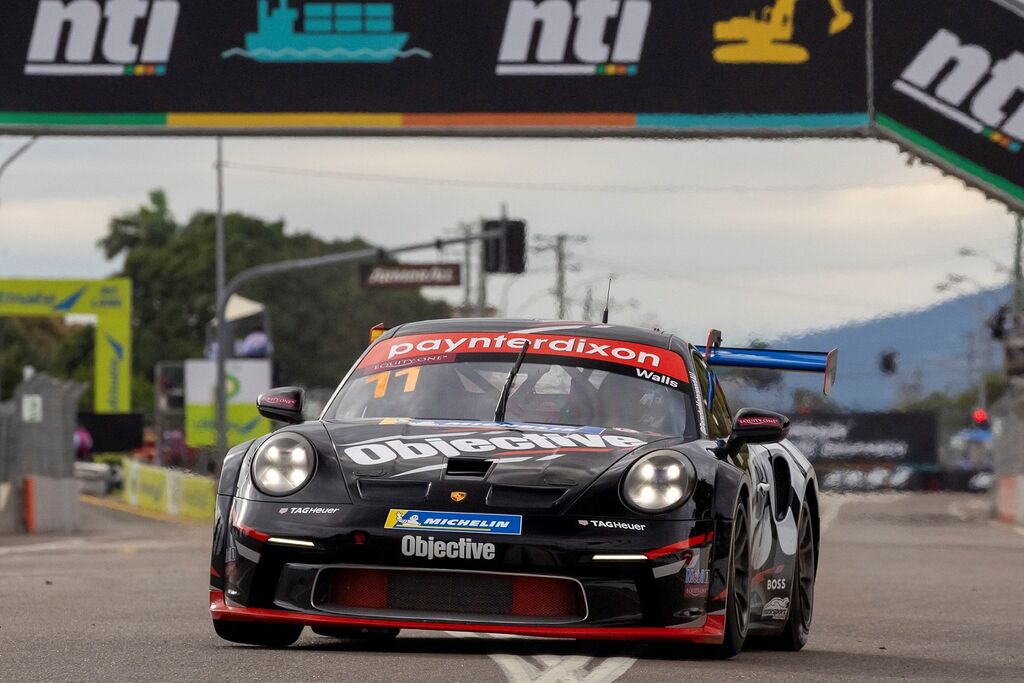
895, 29, 1024, 154
26, 0, 180, 77
497, 0, 651, 76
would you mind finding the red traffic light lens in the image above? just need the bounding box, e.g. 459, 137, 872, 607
972, 408, 989, 425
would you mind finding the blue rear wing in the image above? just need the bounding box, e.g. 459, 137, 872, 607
696, 335, 838, 396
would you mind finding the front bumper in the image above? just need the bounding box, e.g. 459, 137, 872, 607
212, 497, 730, 643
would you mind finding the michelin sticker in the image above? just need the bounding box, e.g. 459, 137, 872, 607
385, 509, 522, 535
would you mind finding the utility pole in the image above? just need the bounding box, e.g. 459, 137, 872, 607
213, 138, 228, 466
476, 217, 489, 317
554, 235, 568, 319
536, 233, 587, 319
461, 222, 473, 315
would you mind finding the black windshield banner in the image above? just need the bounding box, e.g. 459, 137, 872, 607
874, 0, 1024, 209
0, 0, 868, 134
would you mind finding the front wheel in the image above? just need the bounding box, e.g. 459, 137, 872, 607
213, 619, 303, 647
705, 499, 751, 659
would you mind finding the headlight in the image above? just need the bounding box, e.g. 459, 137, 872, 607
622, 450, 695, 513
252, 433, 315, 496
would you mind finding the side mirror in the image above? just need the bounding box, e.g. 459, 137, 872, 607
257, 387, 305, 424
716, 408, 790, 459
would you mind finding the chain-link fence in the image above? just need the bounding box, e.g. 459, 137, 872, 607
0, 373, 86, 482
0, 401, 14, 484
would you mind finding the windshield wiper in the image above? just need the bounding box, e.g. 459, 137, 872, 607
494, 341, 531, 423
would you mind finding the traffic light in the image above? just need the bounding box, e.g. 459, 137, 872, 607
878, 351, 898, 375
989, 305, 1008, 340
482, 220, 527, 274
971, 408, 991, 430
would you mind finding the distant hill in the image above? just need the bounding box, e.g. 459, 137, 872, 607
735, 286, 1011, 411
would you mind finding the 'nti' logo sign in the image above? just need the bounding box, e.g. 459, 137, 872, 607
26, 0, 180, 77
895, 29, 1024, 155
497, 0, 651, 76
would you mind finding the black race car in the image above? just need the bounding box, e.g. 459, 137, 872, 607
210, 319, 837, 657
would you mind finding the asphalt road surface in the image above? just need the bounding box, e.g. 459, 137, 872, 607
1, 492, 1022, 682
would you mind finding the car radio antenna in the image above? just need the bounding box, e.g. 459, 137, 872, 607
601, 278, 613, 324
494, 340, 531, 423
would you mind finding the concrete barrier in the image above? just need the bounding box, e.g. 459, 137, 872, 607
0, 481, 18, 534
122, 460, 215, 522
995, 475, 1024, 525
23, 475, 79, 534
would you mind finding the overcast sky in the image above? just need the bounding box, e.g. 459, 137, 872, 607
0, 135, 1016, 344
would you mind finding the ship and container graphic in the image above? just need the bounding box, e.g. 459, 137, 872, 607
222, 0, 431, 63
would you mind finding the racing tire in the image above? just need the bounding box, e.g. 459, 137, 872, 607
705, 499, 751, 659
213, 619, 303, 648
767, 499, 816, 651
312, 627, 401, 640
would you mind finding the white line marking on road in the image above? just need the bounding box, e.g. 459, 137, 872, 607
0, 539, 200, 557
447, 631, 638, 683
988, 520, 1024, 539
0, 538, 86, 556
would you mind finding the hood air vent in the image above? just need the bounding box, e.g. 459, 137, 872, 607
445, 458, 493, 479
486, 484, 569, 510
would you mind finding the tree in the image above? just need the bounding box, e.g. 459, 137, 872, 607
790, 387, 839, 414
99, 192, 450, 409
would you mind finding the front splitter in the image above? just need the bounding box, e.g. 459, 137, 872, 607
210, 590, 725, 644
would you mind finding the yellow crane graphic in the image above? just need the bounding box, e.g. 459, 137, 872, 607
713, 0, 854, 64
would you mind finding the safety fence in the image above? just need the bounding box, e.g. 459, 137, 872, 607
121, 459, 216, 522
0, 373, 86, 534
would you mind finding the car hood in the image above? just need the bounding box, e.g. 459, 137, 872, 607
324, 418, 665, 512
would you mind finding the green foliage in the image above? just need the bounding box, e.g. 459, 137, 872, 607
0, 318, 92, 405
111, 192, 450, 406
1, 191, 451, 413
896, 373, 1007, 433
790, 387, 839, 414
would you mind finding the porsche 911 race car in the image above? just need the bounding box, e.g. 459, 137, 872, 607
210, 319, 837, 657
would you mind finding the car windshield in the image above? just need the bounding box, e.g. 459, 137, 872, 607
327, 332, 698, 438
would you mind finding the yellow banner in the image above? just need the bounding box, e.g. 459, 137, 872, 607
0, 279, 132, 413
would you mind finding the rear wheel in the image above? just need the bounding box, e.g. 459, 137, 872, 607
768, 499, 816, 651
213, 620, 303, 648
706, 499, 751, 659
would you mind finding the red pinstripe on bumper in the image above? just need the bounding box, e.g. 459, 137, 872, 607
209, 591, 725, 644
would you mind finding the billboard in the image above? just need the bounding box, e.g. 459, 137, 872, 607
788, 412, 939, 467
874, 0, 1024, 209
184, 358, 271, 447
0, 0, 868, 134
0, 279, 131, 414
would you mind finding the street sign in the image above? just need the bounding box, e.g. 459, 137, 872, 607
21, 395, 43, 423
359, 264, 461, 288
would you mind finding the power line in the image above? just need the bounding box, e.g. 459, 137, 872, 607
222, 161, 944, 195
